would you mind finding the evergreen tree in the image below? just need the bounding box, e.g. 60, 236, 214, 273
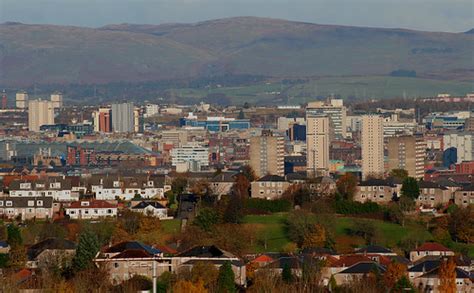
282, 263, 294, 283
400, 177, 420, 200
72, 229, 100, 272
7, 224, 26, 269
217, 261, 235, 293
7, 224, 22, 246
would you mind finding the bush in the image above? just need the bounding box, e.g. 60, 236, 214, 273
334, 200, 381, 215
244, 198, 292, 214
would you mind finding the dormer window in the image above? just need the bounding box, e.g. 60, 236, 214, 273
81, 201, 90, 207
20, 183, 31, 189
148, 181, 154, 187
113, 181, 120, 188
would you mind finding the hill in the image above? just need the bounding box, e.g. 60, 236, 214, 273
1, 17, 473, 86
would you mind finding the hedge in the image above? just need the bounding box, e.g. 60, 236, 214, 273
334, 200, 382, 215
245, 198, 292, 214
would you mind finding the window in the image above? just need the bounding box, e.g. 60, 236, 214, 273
6, 201, 12, 207
0, 202, 3, 206
28, 200, 34, 207
114, 262, 119, 268
37, 200, 43, 206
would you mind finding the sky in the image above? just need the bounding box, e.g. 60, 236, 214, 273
0, 0, 473, 32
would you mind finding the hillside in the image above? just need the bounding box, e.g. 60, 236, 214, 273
1, 17, 473, 86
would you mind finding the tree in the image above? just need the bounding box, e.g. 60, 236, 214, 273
438, 257, 456, 293
302, 224, 326, 249
383, 261, 407, 289
193, 208, 220, 232
448, 206, 473, 243
173, 279, 207, 293
400, 177, 420, 200
72, 229, 100, 272
349, 219, 378, 245
240, 165, 256, 182
336, 173, 358, 200
389, 169, 408, 180
282, 263, 294, 283
190, 261, 219, 290
171, 176, 188, 195
392, 275, 415, 293
237, 109, 245, 119
7, 224, 26, 269
217, 261, 235, 293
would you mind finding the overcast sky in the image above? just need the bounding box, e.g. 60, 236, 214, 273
1, 0, 473, 32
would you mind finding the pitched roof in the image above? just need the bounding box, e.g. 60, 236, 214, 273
359, 179, 395, 187
104, 241, 161, 255
338, 261, 386, 274
252, 254, 275, 263
265, 256, 304, 269
27, 238, 76, 260
0, 197, 53, 208
177, 245, 235, 258
418, 266, 471, 279
355, 245, 394, 254
257, 175, 286, 182
68, 200, 117, 209
111, 249, 152, 259
413, 242, 452, 252
408, 259, 440, 273
330, 255, 373, 268
131, 201, 166, 210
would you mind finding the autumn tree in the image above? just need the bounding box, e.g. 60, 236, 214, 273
190, 261, 219, 290
217, 261, 235, 293
389, 169, 408, 180
448, 206, 473, 243
302, 224, 326, 249
392, 276, 415, 293
223, 174, 249, 224
438, 257, 456, 293
383, 261, 407, 289
336, 173, 358, 200
171, 176, 188, 195
173, 279, 207, 293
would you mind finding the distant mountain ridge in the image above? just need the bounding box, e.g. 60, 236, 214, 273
0, 17, 473, 86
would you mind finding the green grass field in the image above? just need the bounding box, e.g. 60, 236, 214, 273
161, 219, 181, 234
169, 76, 473, 105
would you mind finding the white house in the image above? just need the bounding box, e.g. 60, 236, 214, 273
0, 197, 54, 220
9, 179, 77, 202
65, 200, 118, 220
130, 201, 170, 219
92, 176, 171, 201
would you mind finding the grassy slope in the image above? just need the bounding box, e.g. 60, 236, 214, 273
243, 213, 473, 256
169, 76, 473, 104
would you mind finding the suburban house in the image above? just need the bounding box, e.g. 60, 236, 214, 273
0, 197, 54, 220
259, 256, 305, 278
413, 263, 472, 293
454, 185, 474, 207
130, 201, 169, 219
0, 241, 10, 253
409, 242, 455, 262
65, 200, 118, 219
27, 238, 76, 269
208, 172, 236, 197
91, 175, 171, 201
250, 175, 292, 199
8, 178, 77, 202
94, 243, 246, 287
416, 181, 452, 208
173, 245, 246, 286
334, 261, 387, 285
94, 241, 167, 285
354, 179, 399, 204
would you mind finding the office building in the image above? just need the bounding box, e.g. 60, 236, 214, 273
1, 90, 7, 109
50, 92, 63, 108
306, 99, 347, 138
145, 104, 159, 118
170, 143, 209, 172
306, 114, 330, 177
16, 91, 28, 109
361, 115, 384, 180
250, 130, 285, 178
443, 133, 474, 164
93, 107, 112, 133
134, 108, 144, 133
387, 135, 426, 179
111, 103, 134, 133
28, 100, 54, 132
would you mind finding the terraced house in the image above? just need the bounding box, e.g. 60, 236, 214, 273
0, 197, 53, 220
9, 178, 77, 201
354, 179, 400, 204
